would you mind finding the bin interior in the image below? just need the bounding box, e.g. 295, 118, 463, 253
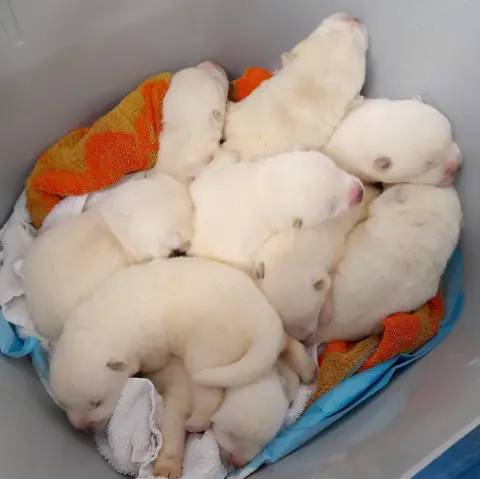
0, 1, 479, 478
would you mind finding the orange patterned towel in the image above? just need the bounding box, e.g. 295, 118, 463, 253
26, 67, 274, 229
308, 293, 444, 406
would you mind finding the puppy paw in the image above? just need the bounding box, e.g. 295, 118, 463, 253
185, 416, 210, 433
154, 453, 182, 479
300, 360, 318, 385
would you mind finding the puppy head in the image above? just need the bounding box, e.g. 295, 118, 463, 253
258, 151, 364, 230
212, 370, 289, 468
327, 99, 462, 185
370, 183, 462, 228
50, 332, 135, 431
161, 63, 229, 180
256, 259, 331, 341
282, 12, 368, 67
101, 175, 194, 262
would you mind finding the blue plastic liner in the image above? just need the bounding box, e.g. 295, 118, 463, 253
0, 248, 464, 479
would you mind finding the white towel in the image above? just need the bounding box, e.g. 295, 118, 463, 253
95, 378, 164, 478
0, 182, 316, 479
95, 374, 312, 479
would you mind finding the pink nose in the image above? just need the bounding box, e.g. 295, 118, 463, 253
444, 161, 460, 175
331, 12, 360, 26
72, 419, 105, 431
349, 183, 364, 206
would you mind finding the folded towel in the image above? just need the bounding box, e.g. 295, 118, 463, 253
308, 293, 444, 406
25, 67, 273, 230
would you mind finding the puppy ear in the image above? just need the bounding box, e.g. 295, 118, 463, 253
392, 187, 408, 204
281, 51, 297, 66
348, 95, 365, 111
107, 358, 127, 371
373, 156, 393, 172
292, 217, 303, 229
255, 262, 265, 280
313, 279, 327, 292
211, 109, 223, 123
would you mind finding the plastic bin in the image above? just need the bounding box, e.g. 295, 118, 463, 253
0, 1, 478, 478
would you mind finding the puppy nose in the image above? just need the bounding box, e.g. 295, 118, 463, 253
444, 161, 460, 175
73, 421, 94, 431
349, 183, 364, 206
331, 13, 360, 26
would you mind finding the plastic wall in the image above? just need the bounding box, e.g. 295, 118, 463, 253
0, 1, 478, 478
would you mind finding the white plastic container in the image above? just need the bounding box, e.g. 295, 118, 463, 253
0, 1, 477, 478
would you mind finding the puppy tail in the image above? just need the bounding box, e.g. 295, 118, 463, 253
192, 313, 285, 388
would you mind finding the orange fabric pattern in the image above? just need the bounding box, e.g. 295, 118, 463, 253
308, 293, 444, 407
26, 67, 274, 229
230, 67, 273, 101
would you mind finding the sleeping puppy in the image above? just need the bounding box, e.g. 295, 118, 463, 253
153, 61, 229, 183
255, 186, 380, 341
49, 256, 285, 431
213, 337, 317, 469
222, 13, 368, 160
212, 364, 293, 468
313, 184, 462, 343
21, 174, 193, 341
145, 337, 315, 478
190, 149, 365, 273
323, 98, 462, 186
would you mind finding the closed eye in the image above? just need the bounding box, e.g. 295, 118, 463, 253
89, 399, 104, 409
424, 158, 441, 171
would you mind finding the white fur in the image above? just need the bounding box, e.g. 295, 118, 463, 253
324, 98, 463, 185
314, 184, 463, 343
49, 257, 285, 429
22, 174, 193, 341
222, 13, 368, 160
255, 186, 380, 340
142, 335, 315, 476
190, 149, 364, 273
153, 62, 229, 182
143, 359, 193, 479
212, 364, 292, 468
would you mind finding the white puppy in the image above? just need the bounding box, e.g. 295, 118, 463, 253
153, 61, 229, 182
190, 149, 365, 273
255, 186, 380, 341
313, 184, 462, 343
49, 257, 285, 430
212, 338, 317, 470
324, 98, 462, 185
222, 13, 368, 160
212, 367, 290, 468
22, 174, 193, 341
145, 337, 314, 478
